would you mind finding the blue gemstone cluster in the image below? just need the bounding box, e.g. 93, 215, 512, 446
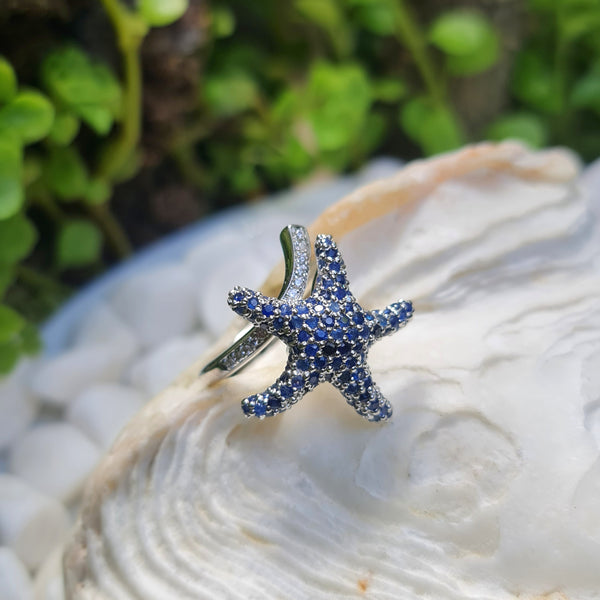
228, 234, 413, 422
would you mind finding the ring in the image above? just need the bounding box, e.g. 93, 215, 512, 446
202, 225, 413, 422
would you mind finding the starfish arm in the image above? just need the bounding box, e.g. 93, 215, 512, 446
241, 356, 318, 418
227, 286, 292, 335
331, 363, 392, 422
369, 299, 414, 340
314, 234, 350, 290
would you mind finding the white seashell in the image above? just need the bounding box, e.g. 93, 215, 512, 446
0, 547, 34, 600
9, 424, 100, 502
64, 143, 600, 599
127, 333, 211, 396
110, 265, 198, 349
0, 474, 69, 571
0, 366, 38, 451
67, 384, 145, 449
29, 341, 137, 407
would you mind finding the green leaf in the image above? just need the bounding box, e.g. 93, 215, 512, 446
295, 0, 352, 57
45, 147, 89, 200
400, 97, 463, 155
138, 0, 188, 26
511, 51, 562, 114
348, 0, 398, 36
487, 112, 548, 149
210, 6, 236, 38
0, 56, 17, 104
0, 304, 25, 343
0, 265, 13, 296
429, 10, 497, 56
0, 215, 37, 263
446, 30, 499, 75
0, 175, 23, 220
48, 112, 80, 145
203, 69, 259, 117
373, 78, 407, 102
56, 219, 102, 268
571, 70, 600, 111
42, 47, 121, 130
85, 178, 111, 205
307, 62, 372, 152
77, 105, 114, 135
0, 91, 55, 144
0, 341, 19, 375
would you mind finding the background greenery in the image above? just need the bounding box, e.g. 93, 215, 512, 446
1, 0, 599, 373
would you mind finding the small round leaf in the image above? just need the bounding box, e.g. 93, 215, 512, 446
0, 304, 25, 343
45, 147, 89, 201
0, 215, 37, 263
0, 56, 17, 104
0, 91, 55, 144
486, 112, 548, 149
138, 0, 188, 26
56, 219, 102, 268
0, 174, 23, 220
429, 11, 497, 56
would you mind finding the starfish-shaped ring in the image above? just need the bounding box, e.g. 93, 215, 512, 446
227, 232, 413, 422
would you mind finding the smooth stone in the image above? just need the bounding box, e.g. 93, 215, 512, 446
74, 303, 140, 351
110, 265, 198, 349
0, 365, 38, 451
29, 341, 137, 407
33, 546, 65, 600
0, 475, 69, 570
127, 334, 211, 396
9, 424, 100, 502
0, 547, 33, 600
67, 384, 145, 449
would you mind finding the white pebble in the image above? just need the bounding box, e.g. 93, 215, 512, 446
0, 547, 33, 600
9, 424, 100, 502
67, 383, 145, 449
29, 333, 137, 407
0, 369, 38, 451
0, 474, 69, 571
110, 265, 198, 349
74, 302, 140, 350
128, 334, 211, 396
33, 546, 65, 600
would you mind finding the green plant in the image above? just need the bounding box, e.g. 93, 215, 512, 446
0, 0, 189, 374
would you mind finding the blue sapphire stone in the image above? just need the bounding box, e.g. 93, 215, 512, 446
353, 313, 364, 325
291, 375, 304, 388
365, 313, 374, 321
308, 372, 319, 386
262, 304, 274, 317
315, 329, 327, 341
267, 395, 282, 410
233, 291, 244, 302
330, 261, 341, 272
323, 343, 336, 356
338, 371, 351, 383
323, 315, 334, 327
331, 357, 343, 369
305, 344, 319, 357
326, 248, 337, 258
322, 278, 333, 289
347, 383, 358, 394
254, 398, 267, 417
339, 343, 351, 355
280, 304, 292, 315
330, 302, 340, 313
332, 328, 344, 341
247, 297, 259, 310
273, 317, 285, 330
360, 326, 370, 339
306, 317, 319, 329
280, 385, 294, 399
242, 397, 256, 416
345, 357, 356, 368
297, 305, 309, 315
314, 355, 327, 368
291, 316, 304, 329
390, 315, 399, 327
297, 358, 310, 371
339, 315, 350, 326
334, 288, 346, 300
298, 330, 310, 342
347, 328, 358, 341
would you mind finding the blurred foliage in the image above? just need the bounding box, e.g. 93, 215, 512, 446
1, 0, 600, 374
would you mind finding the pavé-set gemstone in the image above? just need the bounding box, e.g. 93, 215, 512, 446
228, 233, 413, 422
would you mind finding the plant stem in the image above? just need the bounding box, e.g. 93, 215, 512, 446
16, 265, 71, 296
395, 1, 445, 105
86, 203, 132, 259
